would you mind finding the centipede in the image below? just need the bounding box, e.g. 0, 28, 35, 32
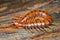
13, 10, 54, 32
0, 10, 54, 33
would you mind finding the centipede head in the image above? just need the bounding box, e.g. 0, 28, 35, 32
12, 16, 23, 29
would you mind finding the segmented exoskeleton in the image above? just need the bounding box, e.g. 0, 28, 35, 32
13, 10, 53, 32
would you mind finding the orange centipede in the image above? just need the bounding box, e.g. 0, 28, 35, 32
13, 10, 54, 32
0, 10, 54, 33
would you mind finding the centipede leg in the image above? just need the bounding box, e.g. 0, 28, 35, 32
41, 23, 48, 32
36, 26, 40, 31
35, 21, 41, 31
47, 24, 52, 29
45, 24, 52, 29
37, 26, 41, 31
24, 26, 28, 30
31, 26, 35, 32
34, 25, 40, 31
37, 26, 43, 31
48, 26, 52, 29
29, 27, 33, 32
24, 26, 32, 32
42, 27, 48, 32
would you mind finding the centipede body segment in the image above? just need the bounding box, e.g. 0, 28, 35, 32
13, 10, 53, 32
